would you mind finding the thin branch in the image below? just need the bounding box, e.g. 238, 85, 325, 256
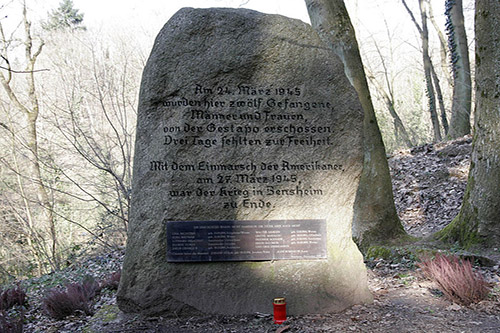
401, 0, 423, 35
0, 65, 49, 73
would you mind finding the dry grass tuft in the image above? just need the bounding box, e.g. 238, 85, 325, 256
42, 276, 99, 319
0, 284, 26, 333
419, 253, 490, 305
99, 270, 121, 291
0, 284, 27, 311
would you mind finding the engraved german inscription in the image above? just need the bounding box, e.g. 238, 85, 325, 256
148, 84, 346, 210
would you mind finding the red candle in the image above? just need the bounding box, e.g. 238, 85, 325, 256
273, 297, 286, 324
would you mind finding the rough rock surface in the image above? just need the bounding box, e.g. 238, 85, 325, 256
118, 7, 371, 316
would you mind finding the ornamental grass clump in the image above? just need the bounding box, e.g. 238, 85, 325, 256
0, 285, 26, 333
0, 284, 27, 311
42, 276, 99, 319
419, 253, 490, 305
99, 270, 121, 291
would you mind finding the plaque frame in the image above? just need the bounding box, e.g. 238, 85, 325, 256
166, 219, 327, 262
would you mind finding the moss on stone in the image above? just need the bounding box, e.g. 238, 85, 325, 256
365, 245, 438, 265
366, 246, 392, 260
98, 304, 120, 323
82, 304, 121, 333
356, 230, 418, 254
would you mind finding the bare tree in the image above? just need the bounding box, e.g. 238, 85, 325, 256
402, 0, 450, 141
0, 106, 51, 276
430, 63, 450, 135
40, 31, 140, 247
421, 0, 441, 141
427, 0, 453, 88
0, 2, 60, 271
365, 28, 414, 149
0, 2, 143, 282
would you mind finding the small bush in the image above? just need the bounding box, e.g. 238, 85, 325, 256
99, 270, 121, 291
419, 253, 490, 305
0, 285, 27, 311
0, 310, 24, 333
42, 276, 99, 319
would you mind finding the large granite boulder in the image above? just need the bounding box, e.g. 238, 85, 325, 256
117, 7, 372, 315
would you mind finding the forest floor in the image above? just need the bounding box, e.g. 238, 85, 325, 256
10, 135, 500, 332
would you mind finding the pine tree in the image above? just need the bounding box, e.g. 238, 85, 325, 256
42, 0, 86, 31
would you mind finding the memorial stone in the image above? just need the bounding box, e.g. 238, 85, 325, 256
117, 7, 372, 315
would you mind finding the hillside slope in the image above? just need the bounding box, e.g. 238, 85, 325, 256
390, 135, 471, 237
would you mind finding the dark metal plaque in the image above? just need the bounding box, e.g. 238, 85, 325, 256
166, 219, 327, 262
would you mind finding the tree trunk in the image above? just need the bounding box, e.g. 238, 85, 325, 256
23, 5, 59, 270
368, 40, 414, 148
430, 64, 449, 135
384, 91, 414, 149
401, 0, 443, 142
305, 0, 406, 250
419, 0, 442, 142
446, 0, 472, 138
5, 116, 46, 275
436, 0, 500, 247
427, 0, 453, 87
26, 110, 59, 269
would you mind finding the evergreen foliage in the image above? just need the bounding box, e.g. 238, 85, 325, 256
445, 0, 459, 74
42, 0, 86, 31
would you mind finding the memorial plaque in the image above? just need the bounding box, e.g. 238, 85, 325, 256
118, 8, 372, 316
166, 219, 327, 262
